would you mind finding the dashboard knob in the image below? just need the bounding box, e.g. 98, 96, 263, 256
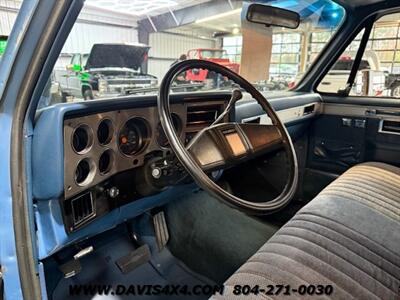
108, 186, 120, 198
151, 167, 162, 179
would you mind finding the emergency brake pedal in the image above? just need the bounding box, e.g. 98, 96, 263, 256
115, 244, 151, 274
153, 211, 169, 251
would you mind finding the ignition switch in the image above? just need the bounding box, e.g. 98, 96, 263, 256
108, 186, 120, 198
151, 167, 162, 179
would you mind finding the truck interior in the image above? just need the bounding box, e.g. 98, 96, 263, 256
1, 0, 400, 299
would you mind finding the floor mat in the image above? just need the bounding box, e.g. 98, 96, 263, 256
164, 189, 281, 284
50, 226, 214, 300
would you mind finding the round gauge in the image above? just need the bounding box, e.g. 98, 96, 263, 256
156, 113, 182, 148
118, 118, 150, 156
97, 118, 113, 145
72, 124, 93, 154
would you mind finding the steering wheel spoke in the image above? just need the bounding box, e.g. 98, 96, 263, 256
186, 126, 226, 172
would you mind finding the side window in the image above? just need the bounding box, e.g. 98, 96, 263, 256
318, 12, 400, 98
317, 30, 365, 94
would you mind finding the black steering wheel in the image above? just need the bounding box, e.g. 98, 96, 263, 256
158, 59, 298, 214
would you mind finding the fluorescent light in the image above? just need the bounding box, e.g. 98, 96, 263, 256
195, 8, 241, 24
86, 0, 178, 16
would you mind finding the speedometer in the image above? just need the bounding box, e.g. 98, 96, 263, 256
118, 118, 150, 156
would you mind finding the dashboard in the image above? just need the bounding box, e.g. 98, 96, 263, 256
61, 99, 228, 232
32, 91, 320, 258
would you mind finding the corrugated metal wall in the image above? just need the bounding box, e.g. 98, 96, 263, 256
148, 31, 216, 80
61, 7, 138, 54
0, 2, 139, 67
57, 6, 139, 67
0, 0, 20, 36
62, 23, 137, 54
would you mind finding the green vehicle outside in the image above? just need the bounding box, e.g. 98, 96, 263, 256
0, 36, 7, 59
54, 44, 158, 101
61, 53, 94, 100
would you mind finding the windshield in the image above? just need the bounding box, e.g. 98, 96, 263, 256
38, 0, 345, 109
0, 36, 7, 60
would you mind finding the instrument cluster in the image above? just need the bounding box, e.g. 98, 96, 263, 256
63, 105, 186, 200
60, 98, 228, 232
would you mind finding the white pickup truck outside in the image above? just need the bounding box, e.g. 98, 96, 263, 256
295, 51, 388, 96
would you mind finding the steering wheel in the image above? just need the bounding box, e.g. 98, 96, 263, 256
158, 59, 298, 214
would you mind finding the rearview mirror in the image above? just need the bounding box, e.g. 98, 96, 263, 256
244, 3, 300, 29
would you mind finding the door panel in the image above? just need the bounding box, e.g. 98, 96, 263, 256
308, 114, 366, 174
309, 96, 400, 175
365, 118, 400, 165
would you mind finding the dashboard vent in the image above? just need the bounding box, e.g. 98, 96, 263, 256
71, 192, 95, 226
186, 104, 223, 127
303, 104, 315, 115
381, 120, 400, 134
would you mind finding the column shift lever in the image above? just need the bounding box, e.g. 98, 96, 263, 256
186, 89, 243, 149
